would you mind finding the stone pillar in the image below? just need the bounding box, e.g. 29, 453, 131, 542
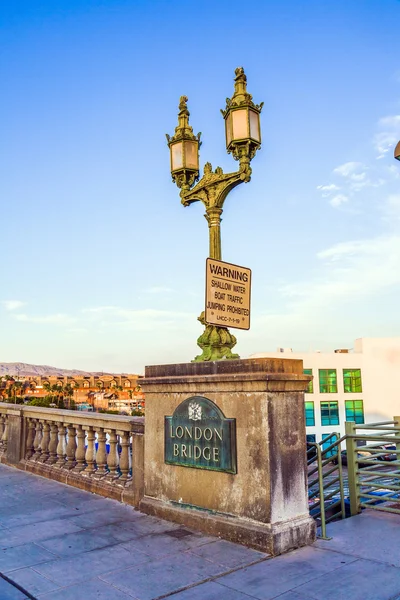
140, 358, 315, 556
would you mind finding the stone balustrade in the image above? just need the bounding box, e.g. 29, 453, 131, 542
0, 403, 144, 507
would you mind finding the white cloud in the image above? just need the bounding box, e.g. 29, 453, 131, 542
373, 115, 400, 159
333, 162, 366, 178
280, 232, 400, 314
14, 313, 76, 325
2, 300, 26, 311
327, 160, 386, 198
329, 194, 349, 208
374, 133, 398, 159
317, 184, 339, 192
316, 183, 340, 198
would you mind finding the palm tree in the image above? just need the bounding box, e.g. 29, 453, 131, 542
56, 383, 65, 408
50, 384, 62, 407
73, 381, 80, 408
13, 381, 23, 404
63, 383, 74, 409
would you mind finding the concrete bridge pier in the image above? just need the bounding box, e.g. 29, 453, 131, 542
140, 357, 315, 556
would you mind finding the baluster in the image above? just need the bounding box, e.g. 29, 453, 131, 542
131, 430, 145, 505
56, 422, 67, 467
47, 423, 59, 465
25, 419, 35, 459
39, 421, 50, 463
95, 428, 107, 477
65, 425, 77, 469
0, 415, 5, 452
32, 420, 43, 461
73, 425, 86, 472
1, 416, 8, 453
83, 427, 96, 475
118, 431, 131, 484
106, 430, 120, 480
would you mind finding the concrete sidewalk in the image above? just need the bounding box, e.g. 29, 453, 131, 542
1, 465, 400, 599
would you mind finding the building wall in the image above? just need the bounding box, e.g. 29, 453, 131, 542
251, 337, 400, 443
0, 373, 144, 413
356, 338, 400, 425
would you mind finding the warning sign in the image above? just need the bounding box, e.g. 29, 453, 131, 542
205, 258, 251, 330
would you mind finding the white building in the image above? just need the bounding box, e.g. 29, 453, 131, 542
251, 338, 400, 447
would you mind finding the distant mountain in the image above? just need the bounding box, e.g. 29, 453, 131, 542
0, 363, 112, 377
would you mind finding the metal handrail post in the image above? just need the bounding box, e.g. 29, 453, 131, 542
314, 443, 331, 539
334, 432, 345, 519
394, 416, 400, 462
345, 421, 360, 516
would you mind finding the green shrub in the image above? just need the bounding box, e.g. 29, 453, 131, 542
27, 397, 52, 407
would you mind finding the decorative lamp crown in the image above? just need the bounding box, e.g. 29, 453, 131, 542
166, 96, 202, 190
221, 67, 263, 162
395, 140, 400, 161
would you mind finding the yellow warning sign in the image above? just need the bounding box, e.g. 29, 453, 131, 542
205, 258, 251, 330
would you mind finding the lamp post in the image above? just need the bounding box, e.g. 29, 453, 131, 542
395, 140, 400, 162
167, 67, 262, 361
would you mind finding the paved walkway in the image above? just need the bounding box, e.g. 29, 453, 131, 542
1, 465, 400, 599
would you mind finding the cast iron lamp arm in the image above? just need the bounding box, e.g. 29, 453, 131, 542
180, 161, 252, 208
180, 161, 252, 262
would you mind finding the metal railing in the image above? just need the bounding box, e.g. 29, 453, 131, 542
307, 432, 345, 539
346, 418, 400, 517
308, 417, 400, 537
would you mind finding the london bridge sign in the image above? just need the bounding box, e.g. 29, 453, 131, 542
165, 396, 237, 474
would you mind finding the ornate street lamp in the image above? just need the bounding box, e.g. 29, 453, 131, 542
167, 68, 262, 362
395, 140, 400, 162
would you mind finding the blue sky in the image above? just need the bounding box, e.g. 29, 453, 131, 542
1, 0, 400, 373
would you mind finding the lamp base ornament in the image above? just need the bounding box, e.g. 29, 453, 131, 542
192, 312, 240, 362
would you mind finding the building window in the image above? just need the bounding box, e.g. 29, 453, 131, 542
304, 369, 313, 393
345, 400, 364, 424
306, 434, 316, 443
124, 380, 131, 387
322, 433, 338, 457
319, 369, 337, 393
304, 401, 315, 426
343, 369, 362, 393
321, 401, 339, 426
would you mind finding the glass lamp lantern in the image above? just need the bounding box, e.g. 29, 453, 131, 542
167, 95, 201, 189
395, 140, 400, 161
222, 67, 263, 161
170, 138, 199, 173
224, 106, 261, 151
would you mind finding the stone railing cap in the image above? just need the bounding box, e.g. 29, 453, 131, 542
144, 357, 304, 379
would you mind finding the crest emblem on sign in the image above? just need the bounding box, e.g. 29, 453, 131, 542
188, 401, 202, 421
